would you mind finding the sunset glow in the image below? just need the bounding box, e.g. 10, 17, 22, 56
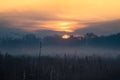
0, 0, 120, 33
57, 22, 75, 32
62, 34, 70, 39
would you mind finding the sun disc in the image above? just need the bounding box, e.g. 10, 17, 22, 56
62, 34, 70, 39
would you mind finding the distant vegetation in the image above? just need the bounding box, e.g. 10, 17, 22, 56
0, 52, 120, 80
0, 33, 120, 48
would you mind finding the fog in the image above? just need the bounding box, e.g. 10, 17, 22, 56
0, 46, 120, 58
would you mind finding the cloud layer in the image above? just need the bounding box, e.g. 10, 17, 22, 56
0, 11, 120, 37
0, 0, 120, 36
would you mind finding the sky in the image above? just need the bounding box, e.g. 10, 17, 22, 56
0, 0, 120, 35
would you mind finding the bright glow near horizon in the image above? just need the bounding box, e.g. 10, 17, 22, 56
62, 34, 70, 39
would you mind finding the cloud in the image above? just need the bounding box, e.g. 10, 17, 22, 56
0, 11, 86, 32
0, 11, 59, 31
0, 11, 120, 37
34, 30, 69, 37
74, 19, 120, 35
0, 17, 28, 38
0, 12, 67, 37
0, 11, 61, 21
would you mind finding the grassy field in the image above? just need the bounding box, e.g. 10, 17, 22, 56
0, 52, 120, 80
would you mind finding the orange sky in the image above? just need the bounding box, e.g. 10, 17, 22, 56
0, 0, 120, 32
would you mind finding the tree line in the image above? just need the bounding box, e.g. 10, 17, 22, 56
0, 33, 120, 48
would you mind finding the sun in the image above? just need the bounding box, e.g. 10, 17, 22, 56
62, 34, 70, 39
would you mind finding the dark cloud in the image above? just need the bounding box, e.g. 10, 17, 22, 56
74, 19, 120, 35
0, 17, 67, 38
0, 19, 28, 38
34, 30, 69, 37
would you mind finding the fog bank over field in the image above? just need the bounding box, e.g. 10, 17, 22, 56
0, 46, 120, 58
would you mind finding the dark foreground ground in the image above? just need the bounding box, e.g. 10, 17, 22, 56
0, 52, 120, 80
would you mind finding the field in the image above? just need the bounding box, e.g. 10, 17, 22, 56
0, 52, 120, 80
